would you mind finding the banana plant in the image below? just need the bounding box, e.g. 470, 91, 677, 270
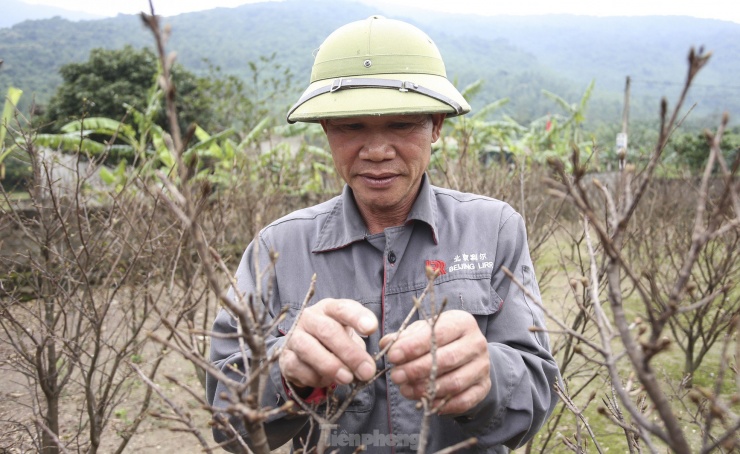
433, 79, 520, 169
542, 79, 595, 145
0, 87, 23, 180
251, 121, 337, 196
28, 85, 246, 189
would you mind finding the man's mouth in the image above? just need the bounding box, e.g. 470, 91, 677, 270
359, 173, 398, 188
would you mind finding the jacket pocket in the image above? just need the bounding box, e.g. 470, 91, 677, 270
276, 302, 302, 335
434, 272, 502, 316
330, 382, 376, 413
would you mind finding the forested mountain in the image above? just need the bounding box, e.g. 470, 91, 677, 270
423, 13, 740, 122
0, 0, 101, 28
1, 0, 739, 128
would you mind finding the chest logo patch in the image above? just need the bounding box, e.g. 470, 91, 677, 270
447, 252, 493, 273
425, 260, 447, 275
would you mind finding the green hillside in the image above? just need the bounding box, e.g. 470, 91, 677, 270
421, 13, 740, 122
0, 0, 101, 28
1, 0, 738, 128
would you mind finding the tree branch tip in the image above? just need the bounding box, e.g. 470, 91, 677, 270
281, 400, 295, 411
546, 156, 565, 172
166, 51, 177, 70
140, 12, 157, 28
546, 188, 568, 199
425, 264, 441, 280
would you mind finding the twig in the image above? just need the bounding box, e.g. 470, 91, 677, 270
432, 437, 477, 454
500, 266, 607, 357
553, 383, 604, 454
130, 363, 211, 449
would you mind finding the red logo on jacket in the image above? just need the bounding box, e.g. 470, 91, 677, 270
425, 260, 447, 275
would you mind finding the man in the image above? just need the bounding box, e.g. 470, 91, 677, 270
207, 15, 559, 453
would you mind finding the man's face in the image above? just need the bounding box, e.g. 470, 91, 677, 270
321, 114, 444, 223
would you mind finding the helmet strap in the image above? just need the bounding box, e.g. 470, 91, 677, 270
287, 77, 465, 123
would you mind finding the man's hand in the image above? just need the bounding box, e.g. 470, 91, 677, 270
379, 310, 491, 415
280, 298, 378, 389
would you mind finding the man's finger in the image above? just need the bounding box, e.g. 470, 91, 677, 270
382, 311, 472, 364
321, 298, 378, 336
397, 356, 490, 401
301, 304, 377, 382
389, 336, 480, 384
283, 329, 354, 385
433, 378, 491, 415
280, 348, 331, 389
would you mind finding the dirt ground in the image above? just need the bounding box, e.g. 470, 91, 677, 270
0, 306, 295, 454
0, 341, 292, 453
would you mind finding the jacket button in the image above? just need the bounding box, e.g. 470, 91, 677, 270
388, 251, 397, 264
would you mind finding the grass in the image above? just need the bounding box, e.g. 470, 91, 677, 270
0, 189, 30, 209
530, 222, 740, 453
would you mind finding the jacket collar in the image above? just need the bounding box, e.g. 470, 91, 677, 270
313, 174, 439, 253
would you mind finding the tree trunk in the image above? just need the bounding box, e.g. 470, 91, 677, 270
683, 337, 695, 388
41, 378, 60, 454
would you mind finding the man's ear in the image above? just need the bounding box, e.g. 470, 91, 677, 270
319, 119, 328, 134
431, 114, 446, 142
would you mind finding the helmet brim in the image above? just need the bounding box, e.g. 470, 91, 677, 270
287, 73, 471, 123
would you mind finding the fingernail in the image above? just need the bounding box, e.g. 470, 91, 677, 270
335, 368, 353, 384
357, 361, 375, 381
358, 316, 376, 333
391, 369, 408, 384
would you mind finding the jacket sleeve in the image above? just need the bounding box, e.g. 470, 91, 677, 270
206, 235, 309, 452
454, 210, 560, 449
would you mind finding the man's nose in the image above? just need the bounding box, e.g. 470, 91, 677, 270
360, 133, 395, 161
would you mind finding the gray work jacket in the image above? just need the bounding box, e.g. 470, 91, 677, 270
207, 176, 560, 453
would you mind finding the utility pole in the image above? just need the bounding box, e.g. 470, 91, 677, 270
617, 76, 630, 171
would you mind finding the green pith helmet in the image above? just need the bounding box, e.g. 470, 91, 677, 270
286, 15, 471, 123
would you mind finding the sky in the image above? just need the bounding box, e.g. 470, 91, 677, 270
18, 0, 740, 24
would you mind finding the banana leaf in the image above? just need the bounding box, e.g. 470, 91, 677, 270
1, 87, 23, 164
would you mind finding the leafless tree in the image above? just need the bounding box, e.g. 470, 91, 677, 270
0, 124, 181, 452
536, 48, 740, 453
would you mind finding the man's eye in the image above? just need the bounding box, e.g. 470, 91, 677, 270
390, 122, 413, 130
341, 123, 363, 130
